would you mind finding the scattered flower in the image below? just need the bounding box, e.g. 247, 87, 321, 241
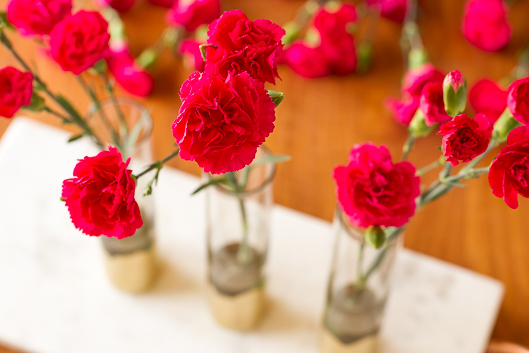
7, 0, 72, 36
0, 66, 33, 119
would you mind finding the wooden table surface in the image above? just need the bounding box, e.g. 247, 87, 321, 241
1, 0, 529, 351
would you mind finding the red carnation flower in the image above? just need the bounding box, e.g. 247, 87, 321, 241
167, 0, 220, 32
282, 42, 331, 79
385, 96, 419, 126
419, 81, 451, 126
172, 71, 276, 174
469, 79, 508, 125
366, 0, 407, 23
7, 0, 72, 36
106, 43, 154, 97
0, 66, 33, 119
205, 10, 285, 84
438, 113, 492, 166
489, 126, 529, 209
313, 3, 357, 45
402, 63, 445, 98
333, 144, 420, 228
507, 77, 529, 126
62, 147, 143, 239
462, 0, 512, 52
49, 11, 110, 75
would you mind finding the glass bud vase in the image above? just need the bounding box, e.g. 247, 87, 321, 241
89, 97, 157, 293
321, 207, 401, 353
205, 147, 274, 330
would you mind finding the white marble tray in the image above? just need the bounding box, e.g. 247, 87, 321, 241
0, 118, 503, 353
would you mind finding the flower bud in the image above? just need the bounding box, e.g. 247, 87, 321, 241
443, 70, 467, 117
409, 109, 435, 138
493, 108, 521, 143
356, 42, 372, 74
365, 225, 386, 249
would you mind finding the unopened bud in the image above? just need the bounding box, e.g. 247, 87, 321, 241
365, 225, 386, 249
443, 70, 467, 117
268, 90, 285, 108
356, 43, 372, 74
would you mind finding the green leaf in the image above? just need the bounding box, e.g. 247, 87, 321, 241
191, 178, 229, 195
67, 134, 85, 143
23, 93, 45, 112
267, 90, 285, 108
199, 44, 208, 62
0, 12, 14, 31
251, 154, 291, 168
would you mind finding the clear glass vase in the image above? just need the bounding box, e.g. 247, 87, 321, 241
321, 207, 401, 353
89, 97, 158, 293
205, 147, 274, 330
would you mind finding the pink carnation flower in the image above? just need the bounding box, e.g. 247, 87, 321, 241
462, 0, 512, 52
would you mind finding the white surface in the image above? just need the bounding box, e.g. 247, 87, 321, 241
0, 118, 503, 353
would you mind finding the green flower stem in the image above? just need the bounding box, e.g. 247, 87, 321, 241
225, 172, 251, 264
402, 135, 415, 161
99, 73, 128, 141
0, 31, 104, 148
417, 157, 444, 176
43, 106, 73, 124
134, 147, 180, 179
76, 75, 120, 148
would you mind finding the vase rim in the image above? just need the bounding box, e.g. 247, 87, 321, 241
335, 206, 401, 245
87, 97, 153, 155
208, 145, 276, 197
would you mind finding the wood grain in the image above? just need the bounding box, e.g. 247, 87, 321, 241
1, 0, 529, 351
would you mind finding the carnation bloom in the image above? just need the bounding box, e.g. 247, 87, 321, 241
180, 39, 206, 72
0, 67, 33, 119
62, 147, 143, 239
489, 126, 529, 209
507, 77, 529, 126
469, 79, 507, 124
172, 71, 276, 174
105, 43, 154, 97
385, 96, 419, 126
366, 0, 407, 23
282, 42, 330, 79
166, 0, 220, 32
402, 63, 445, 98
462, 0, 512, 52
7, 0, 72, 36
96, 0, 136, 12
313, 3, 358, 75
333, 144, 420, 228
438, 113, 492, 166
313, 3, 357, 45
419, 81, 451, 126
49, 10, 110, 75
205, 10, 285, 84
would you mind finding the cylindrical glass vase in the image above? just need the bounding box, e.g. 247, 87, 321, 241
89, 97, 157, 293
205, 147, 274, 330
321, 207, 401, 353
